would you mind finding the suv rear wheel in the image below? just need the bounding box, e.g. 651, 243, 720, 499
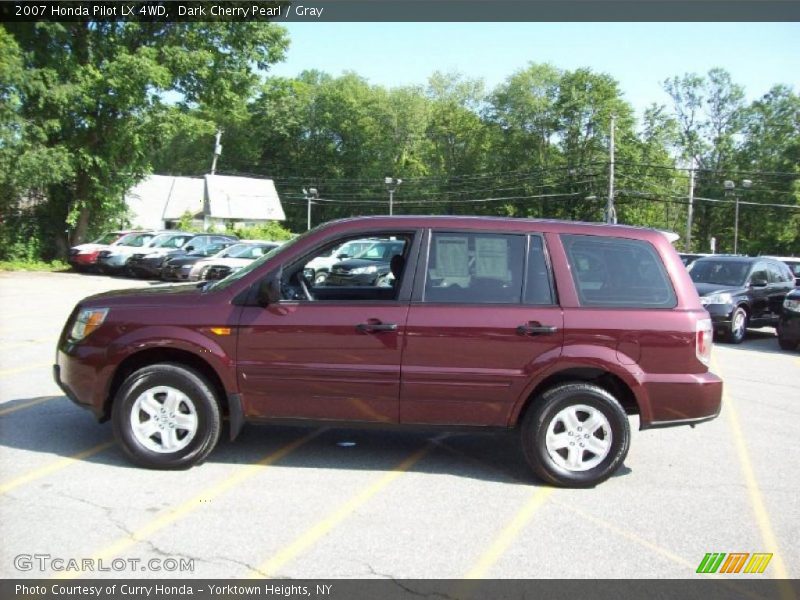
520, 383, 630, 488
112, 363, 221, 469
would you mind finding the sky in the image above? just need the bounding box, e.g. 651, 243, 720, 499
268, 22, 800, 117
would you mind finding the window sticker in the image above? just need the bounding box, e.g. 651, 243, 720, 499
475, 237, 509, 279
434, 236, 470, 277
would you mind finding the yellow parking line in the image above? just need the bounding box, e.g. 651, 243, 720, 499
0, 396, 58, 416
251, 443, 434, 578
464, 487, 554, 579
555, 501, 695, 569
0, 441, 114, 495
58, 429, 321, 580
713, 356, 791, 581
0, 362, 52, 378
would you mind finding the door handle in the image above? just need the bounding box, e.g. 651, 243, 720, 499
356, 322, 398, 333
516, 323, 558, 336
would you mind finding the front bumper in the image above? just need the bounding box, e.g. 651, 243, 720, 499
127, 256, 165, 278
702, 303, 735, 332
778, 311, 800, 343
97, 254, 129, 272
162, 264, 193, 281
54, 344, 111, 421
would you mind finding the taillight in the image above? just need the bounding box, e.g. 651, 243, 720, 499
696, 318, 713, 365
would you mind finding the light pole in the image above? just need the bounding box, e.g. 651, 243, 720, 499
384, 177, 402, 216
724, 179, 752, 255
303, 187, 318, 231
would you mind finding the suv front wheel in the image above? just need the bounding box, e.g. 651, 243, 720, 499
112, 363, 222, 469
520, 383, 630, 488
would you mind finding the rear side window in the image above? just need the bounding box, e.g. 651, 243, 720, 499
561, 234, 676, 308
425, 232, 525, 303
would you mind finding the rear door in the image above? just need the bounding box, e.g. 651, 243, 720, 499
400, 230, 563, 427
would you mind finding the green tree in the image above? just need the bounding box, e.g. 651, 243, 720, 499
4, 22, 288, 257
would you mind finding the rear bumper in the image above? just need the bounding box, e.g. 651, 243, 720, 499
639, 371, 723, 430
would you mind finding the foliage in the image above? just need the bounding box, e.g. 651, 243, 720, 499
3, 21, 289, 257
0, 259, 69, 272
2, 20, 798, 259
234, 221, 295, 242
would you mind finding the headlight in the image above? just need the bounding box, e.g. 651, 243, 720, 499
69, 308, 109, 341
784, 298, 800, 313
350, 265, 378, 275
701, 292, 733, 305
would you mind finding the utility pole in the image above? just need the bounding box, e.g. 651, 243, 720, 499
685, 157, 696, 252
303, 187, 318, 230
210, 129, 223, 175
605, 116, 616, 224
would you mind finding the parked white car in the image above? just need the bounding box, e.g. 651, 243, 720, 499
95, 231, 163, 274
189, 241, 282, 281
303, 238, 376, 285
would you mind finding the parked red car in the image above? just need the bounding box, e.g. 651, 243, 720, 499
67, 230, 135, 271
55, 216, 722, 487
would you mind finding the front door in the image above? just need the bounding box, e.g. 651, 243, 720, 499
400, 231, 563, 426
236, 231, 418, 423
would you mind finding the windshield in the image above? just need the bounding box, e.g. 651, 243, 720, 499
689, 260, 750, 287
119, 233, 154, 247
208, 234, 303, 292
94, 232, 122, 245
191, 242, 228, 257
150, 234, 188, 249
222, 244, 262, 258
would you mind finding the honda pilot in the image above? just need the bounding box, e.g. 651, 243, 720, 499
54, 216, 722, 487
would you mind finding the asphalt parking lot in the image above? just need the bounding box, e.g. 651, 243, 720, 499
0, 271, 798, 581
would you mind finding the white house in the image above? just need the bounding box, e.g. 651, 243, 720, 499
125, 174, 285, 231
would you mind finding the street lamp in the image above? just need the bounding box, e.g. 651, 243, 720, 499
724, 179, 752, 255
303, 187, 318, 231
384, 177, 402, 216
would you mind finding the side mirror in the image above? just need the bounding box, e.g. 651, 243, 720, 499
256, 266, 283, 306
336, 253, 350, 259
185, 246, 194, 252
750, 278, 768, 288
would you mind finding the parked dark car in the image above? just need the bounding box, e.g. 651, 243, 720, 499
128, 234, 238, 279
763, 256, 800, 287
678, 253, 710, 267
161, 241, 237, 281
688, 256, 795, 343
324, 239, 406, 286
55, 216, 722, 488
777, 288, 800, 351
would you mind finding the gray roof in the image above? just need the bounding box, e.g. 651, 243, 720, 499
205, 174, 286, 221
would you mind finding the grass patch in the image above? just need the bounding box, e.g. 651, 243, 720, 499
0, 260, 70, 272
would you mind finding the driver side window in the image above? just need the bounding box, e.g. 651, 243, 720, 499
282, 232, 415, 302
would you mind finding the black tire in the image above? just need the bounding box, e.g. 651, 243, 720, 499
520, 382, 630, 488
777, 335, 799, 351
725, 307, 748, 344
112, 363, 221, 469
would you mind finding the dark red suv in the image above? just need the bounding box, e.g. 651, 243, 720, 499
54, 216, 722, 487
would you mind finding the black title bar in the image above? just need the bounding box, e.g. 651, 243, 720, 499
2, 0, 800, 22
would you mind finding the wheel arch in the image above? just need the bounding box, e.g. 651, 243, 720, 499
513, 367, 639, 428
104, 347, 228, 422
